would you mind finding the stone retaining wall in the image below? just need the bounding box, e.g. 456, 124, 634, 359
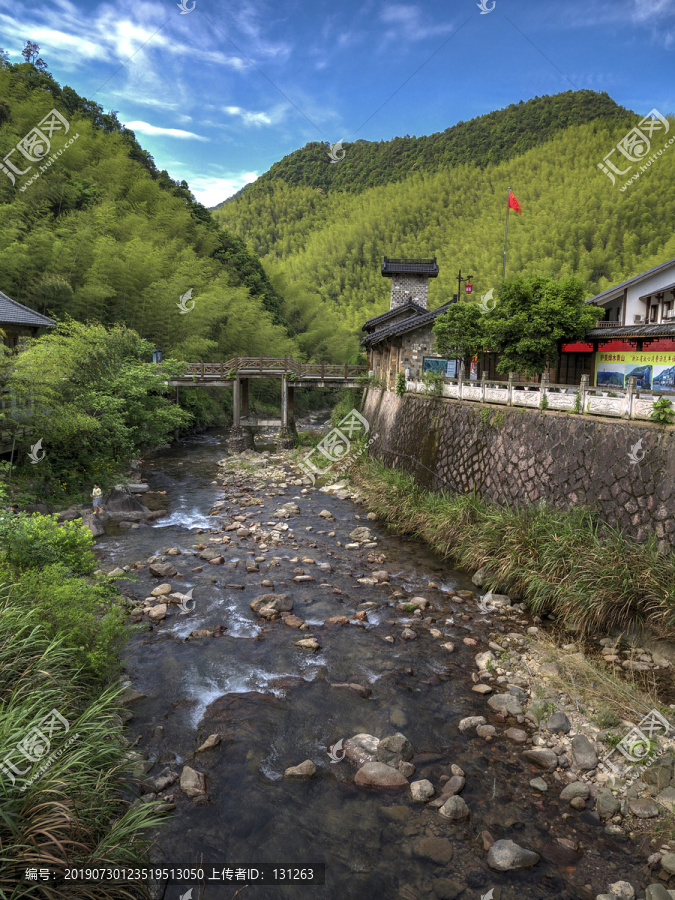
363, 388, 675, 545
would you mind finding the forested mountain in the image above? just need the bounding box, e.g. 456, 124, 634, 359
0, 56, 357, 362
214, 95, 675, 332
215, 91, 633, 200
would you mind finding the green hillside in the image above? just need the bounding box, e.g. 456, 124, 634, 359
216, 90, 633, 200
214, 96, 675, 332
0, 57, 357, 362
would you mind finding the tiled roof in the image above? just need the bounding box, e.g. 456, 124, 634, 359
362, 300, 427, 332
381, 257, 440, 277
363, 303, 451, 346
586, 258, 675, 305
586, 323, 675, 339
0, 291, 56, 328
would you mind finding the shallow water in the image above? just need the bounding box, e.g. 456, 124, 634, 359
96, 431, 652, 900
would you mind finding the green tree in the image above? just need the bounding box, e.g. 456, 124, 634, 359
433, 302, 486, 377
482, 275, 601, 377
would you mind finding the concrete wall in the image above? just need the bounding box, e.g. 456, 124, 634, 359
363, 388, 675, 546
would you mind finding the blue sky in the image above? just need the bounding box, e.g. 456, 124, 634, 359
2, 0, 674, 206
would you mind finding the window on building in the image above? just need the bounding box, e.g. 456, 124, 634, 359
650, 305, 658, 322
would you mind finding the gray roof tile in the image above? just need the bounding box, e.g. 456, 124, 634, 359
0, 291, 56, 328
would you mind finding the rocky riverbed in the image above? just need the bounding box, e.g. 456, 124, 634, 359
93, 431, 675, 900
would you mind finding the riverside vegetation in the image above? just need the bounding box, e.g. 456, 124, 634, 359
0, 510, 164, 898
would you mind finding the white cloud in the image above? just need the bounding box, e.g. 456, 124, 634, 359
223, 104, 288, 127
379, 4, 454, 41
122, 120, 208, 140
183, 171, 259, 206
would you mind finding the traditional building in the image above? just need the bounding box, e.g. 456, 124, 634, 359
0, 290, 56, 349
363, 258, 454, 388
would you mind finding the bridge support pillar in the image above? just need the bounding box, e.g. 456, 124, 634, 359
228, 376, 255, 452
277, 376, 297, 449
241, 378, 249, 418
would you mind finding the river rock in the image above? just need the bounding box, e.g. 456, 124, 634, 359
475, 650, 495, 671
149, 561, 177, 578
546, 712, 571, 734
148, 604, 167, 621
354, 761, 408, 790
487, 839, 540, 872
195, 734, 221, 754
412, 837, 453, 865
657, 786, 675, 813
487, 694, 523, 716
376, 733, 413, 766
560, 782, 590, 801
180, 766, 206, 798
151, 583, 172, 596
660, 853, 675, 874
505, 727, 529, 743
646, 886, 672, 900
401, 628, 416, 640
344, 734, 380, 768
439, 795, 469, 820
81, 511, 105, 537
349, 526, 373, 542
570, 734, 598, 770
471, 568, 488, 587
523, 749, 557, 772
284, 760, 316, 779
330, 682, 371, 698
250, 593, 293, 616
607, 882, 635, 900
596, 787, 621, 819
628, 798, 659, 818
295, 638, 321, 651
440, 775, 465, 797
324, 616, 349, 626
410, 780, 435, 802
482, 591, 512, 607
283, 614, 304, 628
459, 716, 486, 733
108, 567, 125, 576
530, 777, 548, 792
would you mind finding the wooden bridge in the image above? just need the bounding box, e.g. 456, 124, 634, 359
166, 357, 368, 450
167, 357, 367, 386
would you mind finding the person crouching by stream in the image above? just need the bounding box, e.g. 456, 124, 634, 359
91, 484, 103, 517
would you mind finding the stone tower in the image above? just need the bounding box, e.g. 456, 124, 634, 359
381, 257, 440, 310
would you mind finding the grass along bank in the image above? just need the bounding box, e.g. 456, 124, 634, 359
350, 456, 675, 640
0, 512, 166, 898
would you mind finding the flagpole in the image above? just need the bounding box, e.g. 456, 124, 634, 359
502, 186, 510, 279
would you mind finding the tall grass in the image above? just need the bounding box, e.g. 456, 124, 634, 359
352, 457, 675, 638
0, 589, 165, 899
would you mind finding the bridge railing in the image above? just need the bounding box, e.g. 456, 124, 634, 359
180, 358, 367, 381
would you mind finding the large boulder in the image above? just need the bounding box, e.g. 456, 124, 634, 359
354, 761, 408, 790
487, 694, 523, 717
344, 734, 380, 768
523, 749, 558, 772
284, 760, 316, 779
104, 488, 148, 515
80, 511, 105, 537
376, 733, 414, 767
180, 765, 206, 798
487, 839, 540, 871
570, 734, 598, 770
149, 561, 177, 578
250, 593, 293, 616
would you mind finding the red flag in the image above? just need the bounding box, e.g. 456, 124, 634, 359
508, 191, 522, 215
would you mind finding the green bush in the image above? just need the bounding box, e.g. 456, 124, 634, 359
422, 370, 444, 397
0, 512, 95, 574
395, 371, 407, 397
3, 563, 126, 680
651, 396, 675, 425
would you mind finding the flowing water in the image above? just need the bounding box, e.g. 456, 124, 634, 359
96, 431, 652, 900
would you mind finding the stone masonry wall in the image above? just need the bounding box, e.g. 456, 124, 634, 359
399, 322, 437, 378
390, 274, 429, 309
363, 388, 675, 546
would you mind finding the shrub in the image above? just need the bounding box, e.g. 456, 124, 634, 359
651, 396, 675, 425
0, 513, 95, 574
3, 563, 126, 681
395, 371, 407, 397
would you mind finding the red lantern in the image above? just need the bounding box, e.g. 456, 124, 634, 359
465, 284, 473, 294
